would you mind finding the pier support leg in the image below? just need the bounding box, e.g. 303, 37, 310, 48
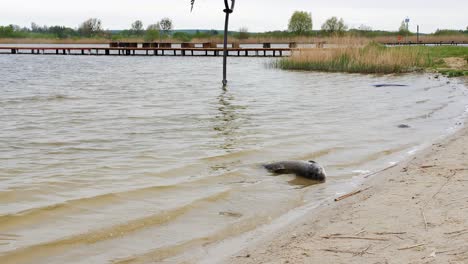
11, 49, 16, 54
182, 50, 185, 56
63, 49, 66, 55
82, 50, 85, 55
280, 50, 282, 57
105, 49, 110, 55
174, 50, 176, 56
56, 49, 59, 55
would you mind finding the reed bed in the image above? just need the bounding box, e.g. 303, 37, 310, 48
275, 43, 433, 74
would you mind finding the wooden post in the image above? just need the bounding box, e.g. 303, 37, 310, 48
63, 49, 66, 55
11, 49, 16, 54
106, 49, 110, 55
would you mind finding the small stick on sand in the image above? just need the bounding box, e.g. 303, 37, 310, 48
334, 187, 370, 202
354, 229, 366, 236
449, 231, 468, 238
322, 248, 362, 255
322, 235, 389, 241
421, 207, 428, 231
420, 165, 437, 169
431, 170, 457, 201
398, 243, 426, 250
364, 164, 398, 178
444, 229, 468, 235
323, 245, 373, 256
374, 232, 407, 235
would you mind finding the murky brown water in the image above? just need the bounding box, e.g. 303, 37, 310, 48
0, 54, 467, 263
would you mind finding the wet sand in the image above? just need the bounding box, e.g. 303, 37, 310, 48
227, 123, 468, 263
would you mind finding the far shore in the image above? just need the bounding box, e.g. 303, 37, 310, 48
0, 34, 467, 45
226, 110, 468, 264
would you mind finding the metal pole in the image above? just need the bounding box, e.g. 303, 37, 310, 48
222, 0, 235, 86
417, 25, 419, 44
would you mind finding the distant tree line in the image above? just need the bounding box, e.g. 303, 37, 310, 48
285, 10, 468, 37
1, 14, 467, 41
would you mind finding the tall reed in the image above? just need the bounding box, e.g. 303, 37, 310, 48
275, 42, 433, 74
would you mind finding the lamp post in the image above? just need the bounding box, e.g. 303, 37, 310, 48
222, 0, 235, 86
405, 17, 410, 43
191, 0, 236, 87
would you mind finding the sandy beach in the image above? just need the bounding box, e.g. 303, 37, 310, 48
228, 118, 468, 263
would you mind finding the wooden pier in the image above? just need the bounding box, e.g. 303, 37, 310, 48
0, 46, 292, 57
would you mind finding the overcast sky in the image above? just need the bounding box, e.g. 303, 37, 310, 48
1, 0, 466, 33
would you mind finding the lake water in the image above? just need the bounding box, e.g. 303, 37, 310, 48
0, 54, 467, 263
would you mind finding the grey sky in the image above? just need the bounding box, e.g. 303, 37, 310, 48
1, 0, 466, 33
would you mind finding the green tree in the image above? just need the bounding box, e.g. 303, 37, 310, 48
0, 25, 14, 37
321, 17, 348, 34
159, 18, 173, 36
399, 20, 409, 34
173, 32, 192, 42
131, 20, 144, 35
48, 25, 76, 38
78, 18, 102, 37
358, 24, 372, 31
145, 23, 160, 41
288, 11, 313, 35
238, 27, 249, 39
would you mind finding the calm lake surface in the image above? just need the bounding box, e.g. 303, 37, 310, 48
0, 54, 467, 263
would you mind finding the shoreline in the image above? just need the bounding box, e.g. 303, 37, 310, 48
223, 117, 468, 263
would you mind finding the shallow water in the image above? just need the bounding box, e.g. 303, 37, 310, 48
0, 54, 467, 263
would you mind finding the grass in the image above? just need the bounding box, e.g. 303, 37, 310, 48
275, 42, 467, 75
